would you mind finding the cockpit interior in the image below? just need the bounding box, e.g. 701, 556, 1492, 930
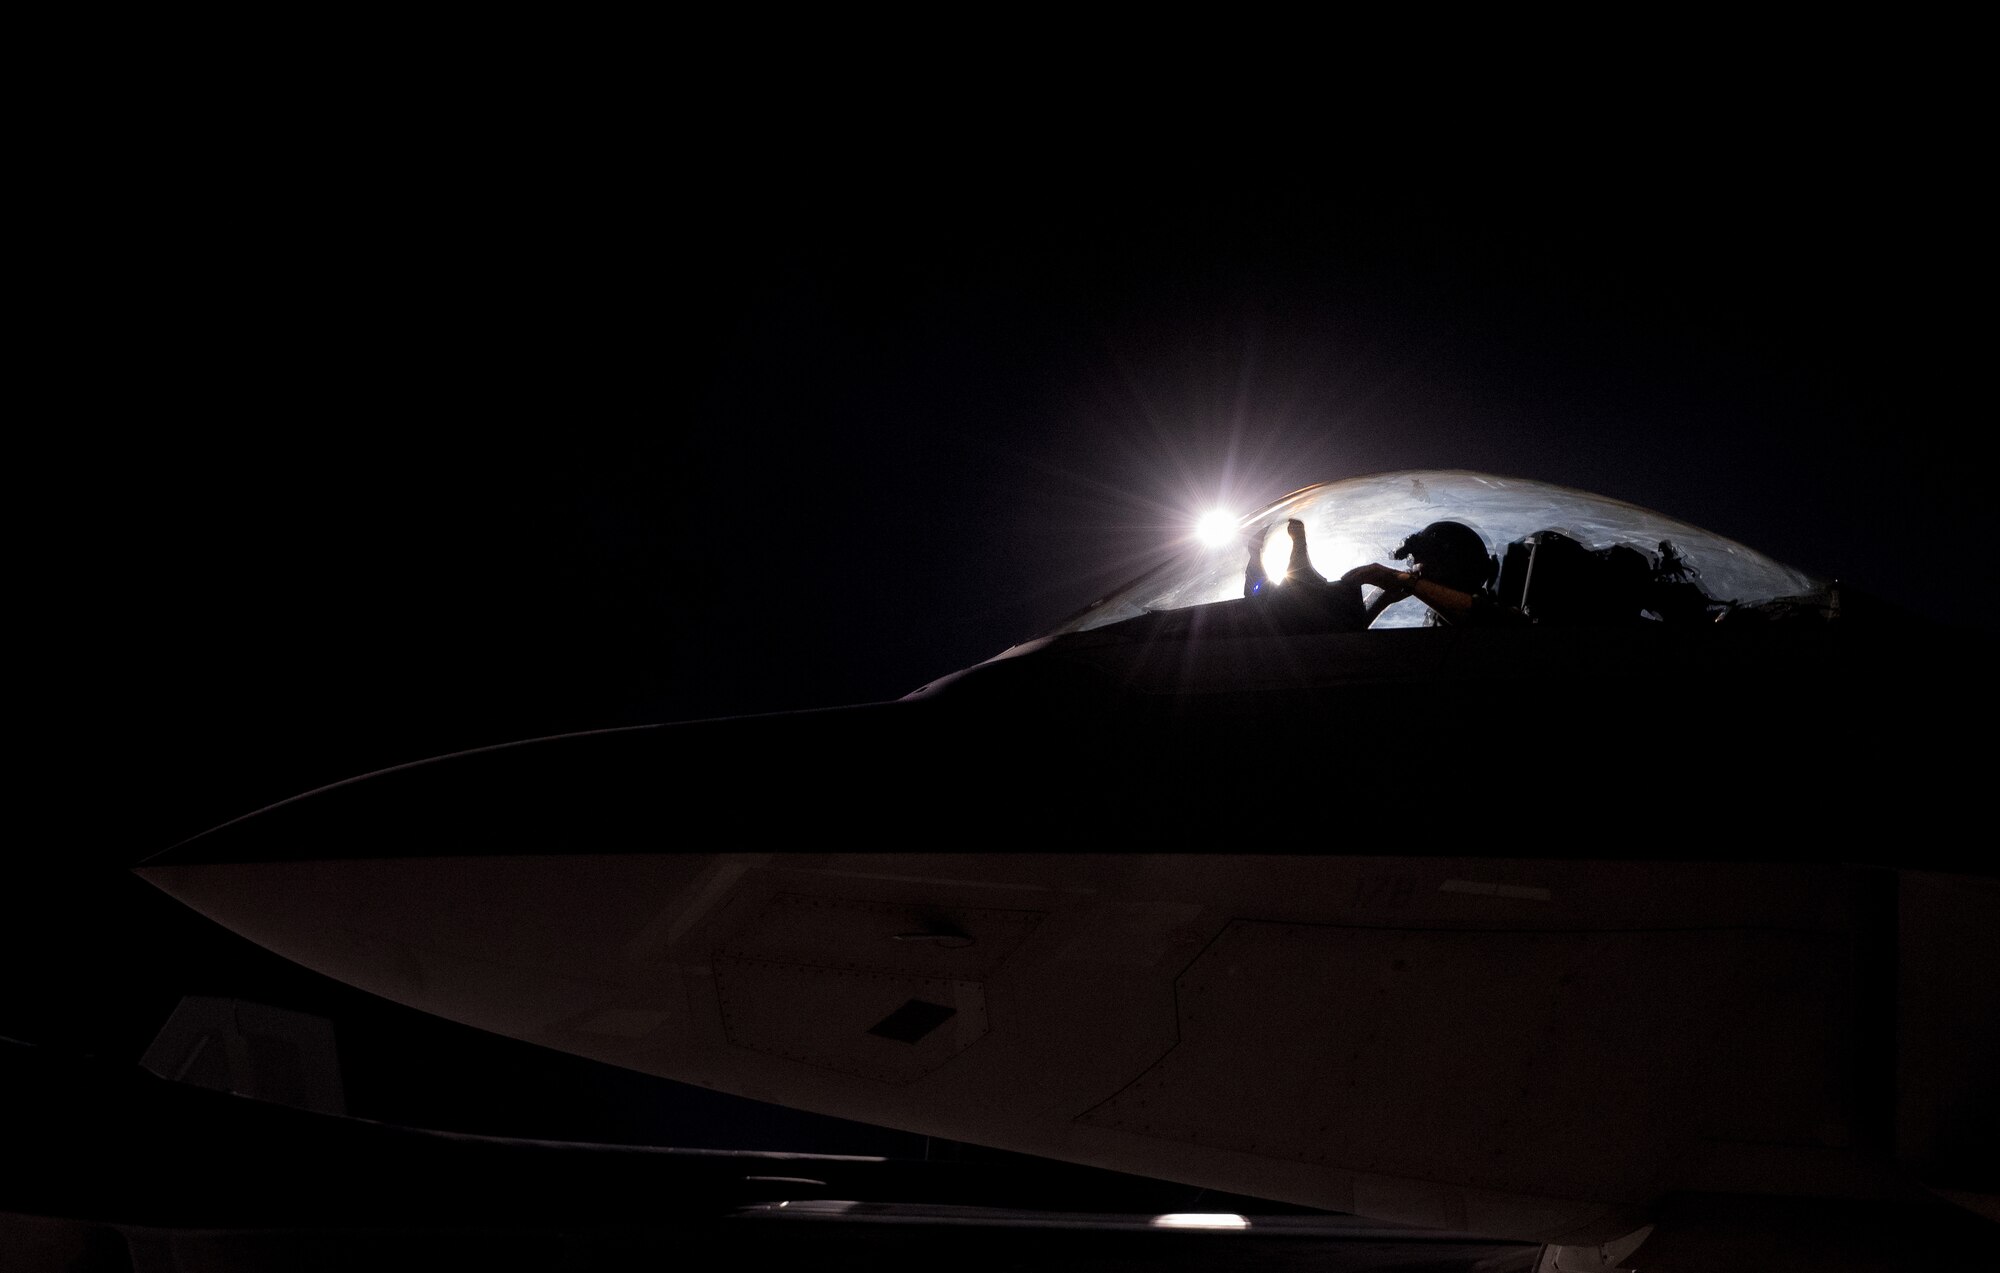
1052, 471, 1830, 638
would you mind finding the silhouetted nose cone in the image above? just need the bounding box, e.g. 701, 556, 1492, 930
141, 722, 703, 873
140, 698, 917, 874
133, 702, 962, 1036
133, 723, 760, 1042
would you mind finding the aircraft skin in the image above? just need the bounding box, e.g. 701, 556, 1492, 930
118, 473, 1999, 1268
17, 1033, 1558, 1269
131, 583, 1999, 1270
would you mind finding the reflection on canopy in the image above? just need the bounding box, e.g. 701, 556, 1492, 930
1053, 471, 1824, 634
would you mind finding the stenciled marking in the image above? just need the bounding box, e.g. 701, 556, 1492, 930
1351, 875, 1417, 909
1438, 879, 1553, 902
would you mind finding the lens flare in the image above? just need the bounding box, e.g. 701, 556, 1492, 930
1259, 527, 1290, 584
1195, 510, 1238, 547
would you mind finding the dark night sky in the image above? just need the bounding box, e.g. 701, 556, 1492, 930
21, 99, 1991, 1149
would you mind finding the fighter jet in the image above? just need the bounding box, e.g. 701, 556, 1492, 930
98, 472, 2000, 1268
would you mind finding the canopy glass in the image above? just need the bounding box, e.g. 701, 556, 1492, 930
1050, 471, 1824, 633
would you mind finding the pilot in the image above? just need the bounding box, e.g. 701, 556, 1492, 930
1343, 520, 1519, 627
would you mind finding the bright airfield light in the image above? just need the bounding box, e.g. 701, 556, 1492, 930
1196, 510, 1238, 547
1151, 1213, 1250, 1229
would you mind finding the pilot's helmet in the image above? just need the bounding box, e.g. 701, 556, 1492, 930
1394, 521, 1497, 593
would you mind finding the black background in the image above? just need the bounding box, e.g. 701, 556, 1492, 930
20, 64, 1990, 1153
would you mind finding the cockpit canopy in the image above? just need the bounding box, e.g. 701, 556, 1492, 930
1051, 471, 1824, 634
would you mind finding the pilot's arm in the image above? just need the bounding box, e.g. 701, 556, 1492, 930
1342, 563, 1480, 623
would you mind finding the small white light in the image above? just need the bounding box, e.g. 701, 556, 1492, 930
1150, 1213, 1249, 1229
1196, 510, 1238, 547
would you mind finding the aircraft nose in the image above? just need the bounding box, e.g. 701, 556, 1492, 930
136, 697, 914, 878
132, 723, 748, 1043
139, 723, 681, 873
133, 722, 714, 993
